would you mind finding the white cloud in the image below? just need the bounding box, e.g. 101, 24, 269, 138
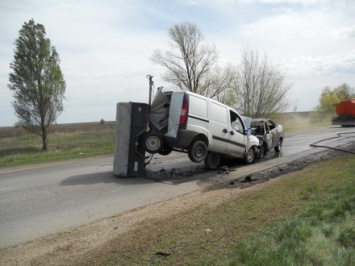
0, 0, 172, 125
283, 53, 355, 77
237, 0, 345, 4
329, 25, 355, 39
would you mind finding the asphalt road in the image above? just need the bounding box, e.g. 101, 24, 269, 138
0, 126, 354, 249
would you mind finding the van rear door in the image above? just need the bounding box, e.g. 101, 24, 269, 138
165, 91, 185, 138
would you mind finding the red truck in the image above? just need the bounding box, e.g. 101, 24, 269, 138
331, 100, 355, 127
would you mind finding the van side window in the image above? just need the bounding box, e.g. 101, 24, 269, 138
230, 111, 244, 133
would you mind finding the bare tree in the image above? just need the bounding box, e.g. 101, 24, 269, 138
151, 22, 233, 100
208, 65, 236, 106
233, 46, 291, 117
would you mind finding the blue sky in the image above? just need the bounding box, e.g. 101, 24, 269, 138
0, 0, 354, 126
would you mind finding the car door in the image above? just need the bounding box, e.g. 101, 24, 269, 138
226, 110, 247, 157
266, 120, 279, 148
260, 121, 272, 150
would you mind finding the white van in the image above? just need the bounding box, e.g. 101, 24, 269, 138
144, 89, 260, 169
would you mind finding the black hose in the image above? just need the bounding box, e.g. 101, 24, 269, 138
309, 132, 355, 155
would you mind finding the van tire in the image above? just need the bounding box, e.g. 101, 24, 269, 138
204, 152, 221, 170
143, 132, 163, 154
159, 146, 173, 156
244, 147, 256, 164
188, 140, 208, 163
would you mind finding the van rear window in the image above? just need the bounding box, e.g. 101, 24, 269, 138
189, 95, 208, 119
210, 102, 228, 124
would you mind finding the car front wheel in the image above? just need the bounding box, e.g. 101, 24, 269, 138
274, 138, 282, 152
258, 145, 264, 159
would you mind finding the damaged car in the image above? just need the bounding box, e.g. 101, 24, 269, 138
251, 118, 284, 158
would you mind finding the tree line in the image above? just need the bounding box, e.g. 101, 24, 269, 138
314, 83, 355, 120
151, 22, 291, 117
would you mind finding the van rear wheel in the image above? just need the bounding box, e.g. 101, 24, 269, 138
188, 140, 207, 163
204, 152, 221, 170
143, 132, 163, 154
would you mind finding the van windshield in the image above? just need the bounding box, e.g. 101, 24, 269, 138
231, 111, 246, 133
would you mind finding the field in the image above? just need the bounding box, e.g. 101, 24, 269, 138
0, 122, 116, 168
0, 112, 331, 168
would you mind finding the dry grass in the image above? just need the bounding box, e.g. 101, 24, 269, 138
0, 127, 115, 168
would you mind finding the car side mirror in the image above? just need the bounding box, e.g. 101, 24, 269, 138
246, 128, 252, 136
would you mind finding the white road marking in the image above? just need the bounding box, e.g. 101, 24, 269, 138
0, 187, 14, 192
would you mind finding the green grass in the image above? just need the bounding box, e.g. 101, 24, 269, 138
39, 154, 353, 266
203, 156, 355, 266
0, 129, 115, 168
222, 184, 355, 266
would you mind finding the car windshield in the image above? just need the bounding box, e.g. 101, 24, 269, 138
241, 116, 252, 129
251, 120, 262, 127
